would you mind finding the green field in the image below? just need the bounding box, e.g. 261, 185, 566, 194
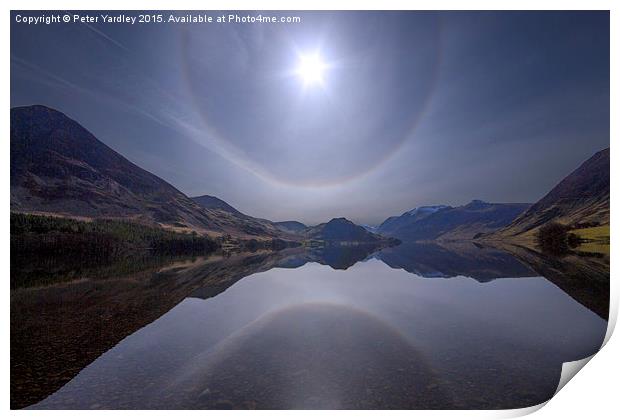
572, 224, 610, 255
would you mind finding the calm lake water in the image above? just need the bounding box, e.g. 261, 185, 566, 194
11, 242, 609, 409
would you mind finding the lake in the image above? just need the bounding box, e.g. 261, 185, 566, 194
11, 242, 609, 409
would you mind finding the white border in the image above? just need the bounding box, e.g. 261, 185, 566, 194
2, 1, 617, 419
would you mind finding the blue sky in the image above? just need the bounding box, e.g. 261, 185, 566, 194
11, 11, 609, 225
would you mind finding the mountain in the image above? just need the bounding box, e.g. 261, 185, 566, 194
495, 148, 610, 240
305, 217, 388, 243
191, 195, 243, 215
361, 224, 378, 233
10, 105, 289, 239
11, 105, 209, 229
378, 205, 449, 234
190, 195, 309, 238
377, 201, 531, 241
274, 221, 307, 233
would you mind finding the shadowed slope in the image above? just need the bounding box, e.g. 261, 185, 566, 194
495, 148, 609, 240
378, 201, 530, 241
10, 105, 294, 239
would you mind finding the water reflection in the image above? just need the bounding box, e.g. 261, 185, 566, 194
11, 242, 609, 409
165, 303, 449, 409
376, 241, 537, 281
376, 241, 609, 319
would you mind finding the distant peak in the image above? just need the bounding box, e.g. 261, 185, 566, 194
466, 199, 490, 208
328, 217, 352, 223
404, 205, 448, 216
191, 194, 241, 215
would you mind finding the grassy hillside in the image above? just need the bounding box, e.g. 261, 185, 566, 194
492, 148, 609, 244
572, 224, 610, 255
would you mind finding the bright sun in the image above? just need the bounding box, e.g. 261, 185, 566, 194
296, 53, 326, 86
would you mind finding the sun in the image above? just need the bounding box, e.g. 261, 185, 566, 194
296, 53, 327, 86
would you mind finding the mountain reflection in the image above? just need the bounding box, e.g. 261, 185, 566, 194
375, 241, 537, 281
11, 241, 609, 409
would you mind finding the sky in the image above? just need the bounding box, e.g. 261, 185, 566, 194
11, 11, 610, 225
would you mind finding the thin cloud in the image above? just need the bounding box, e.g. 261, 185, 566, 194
81, 22, 131, 53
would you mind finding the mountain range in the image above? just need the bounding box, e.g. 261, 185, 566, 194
9, 106, 304, 241
9, 105, 386, 244
377, 201, 531, 241
10, 105, 609, 249
376, 147, 609, 245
